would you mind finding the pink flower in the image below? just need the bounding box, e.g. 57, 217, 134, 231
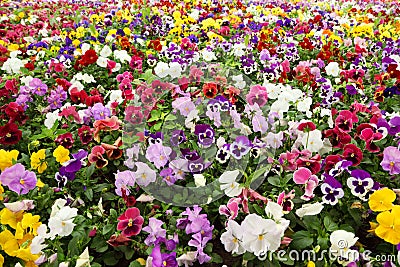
88, 145, 108, 168
117, 207, 144, 237
219, 198, 240, 220
293, 167, 319, 200
245, 85, 268, 107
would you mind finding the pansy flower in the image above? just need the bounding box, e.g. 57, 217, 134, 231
321, 175, 344, 205
347, 170, 374, 200
293, 167, 319, 200
229, 136, 252, 160
194, 124, 215, 148
117, 207, 144, 237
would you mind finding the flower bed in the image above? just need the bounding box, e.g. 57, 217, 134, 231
0, 0, 400, 266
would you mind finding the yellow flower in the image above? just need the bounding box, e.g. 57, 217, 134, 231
0, 230, 19, 256
36, 179, 44, 190
0, 208, 24, 229
368, 221, 379, 234
53, 145, 70, 164
7, 43, 19, 52
15, 213, 41, 239
72, 39, 81, 47
375, 205, 400, 245
0, 254, 4, 267
0, 149, 19, 171
0, 184, 3, 201
30, 149, 47, 173
307, 261, 316, 267
368, 188, 396, 212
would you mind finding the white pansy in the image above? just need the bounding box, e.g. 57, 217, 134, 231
50, 199, 68, 217
330, 230, 359, 265
185, 109, 200, 131
295, 202, 324, 218
1, 57, 24, 74
270, 100, 289, 117
44, 109, 61, 129
75, 247, 91, 267
4, 200, 34, 212
168, 62, 182, 79
232, 74, 246, 89
96, 56, 108, 68
114, 49, 131, 63
30, 224, 49, 254
48, 206, 78, 239
297, 97, 313, 116
241, 214, 282, 256
68, 81, 85, 93
320, 108, 334, 128
100, 45, 112, 58
301, 129, 324, 153
325, 62, 340, 77
264, 83, 283, 100
107, 90, 124, 106
202, 50, 217, 61
219, 170, 242, 197
154, 61, 170, 78
231, 43, 246, 57
20, 75, 33, 86
81, 43, 90, 54
220, 220, 245, 255
194, 174, 206, 187
264, 202, 290, 236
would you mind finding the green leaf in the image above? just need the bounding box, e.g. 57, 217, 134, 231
165, 114, 177, 121
128, 261, 143, 267
86, 164, 96, 179
267, 176, 280, 186
243, 252, 256, 261
102, 224, 115, 236
84, 188, 93, 201
211, 253, 223, 263
290, 230, 314, 250
323, 216, 338, 232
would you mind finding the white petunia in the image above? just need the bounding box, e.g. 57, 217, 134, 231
219, 170, 242, 197
220, 220, 245, 255
295, 202, 324, 218
325, 62, 340, 77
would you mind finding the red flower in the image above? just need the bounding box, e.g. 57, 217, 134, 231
202, 82, 218, 99
323, 127, 351, 148
107, 234, 131, 247
59, 106, 81, 123
88, 145, 108, 168
117, 207, 144, 237
80, 49, 98, 66
70, 88, 88, 104
335, 110, 358, 132
298, 121, 316, 132
342, 144, 363, 166
359, 127, 383, 153
5, 102, 28, 124
78, 125, 93, 145
323, 155, 342, 172
125, 106, 144, 125
148, 39, 162, 52
296, 154, 321, 174
0, 122, 22, 145
55, 133, 75, 149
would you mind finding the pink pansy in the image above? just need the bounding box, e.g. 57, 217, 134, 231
145, 143, 172, 169
293, 167, 319, 200
117, 207, 144, 237
219, 198, 240, 220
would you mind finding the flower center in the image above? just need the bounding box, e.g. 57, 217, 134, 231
141, 173, 147, 179
258, 234, 264, 240
128, 218, 133, 227
163, 261, 167, 266
20, 178, 25, 185
390, 161, 395, 167
233, 237, 238, 243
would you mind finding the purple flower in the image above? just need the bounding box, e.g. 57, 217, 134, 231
160, 168, 179, 186
91, 103, 111, 120
0, 163, 37, 195
321, 175, 344, 205
115, 170, 136, 196
188, 232, 211, 264
145, 143, 172, 169
134, 162, 156, 186
148, 132, 164, 145
47, 86, 67, 110
150, 245, 178, 267
216, 144, 230, 164
63, 149, 88, 173
172, 97, 195, 117
143, 218, 167, 246
170, 130, 186, 146
124, 144, 140, 169
29, 78, 48, 96
346, 84, 358, 95
180, 149, 200, 161
169, 159, 189, 179
252, 114, 269, 134
230, 136, 252, 159
380, 146, 400, 175
346, 170, 374, 200
187, 158, 211, 174
194, 124, 215, 148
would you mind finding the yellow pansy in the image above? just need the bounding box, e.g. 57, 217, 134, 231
72, 39, 81, 47
53, 145, 70, 164
375, 205, 400, 245
36, 179, 44, 190
30, 149, 47, 174
0, 230, 18, 256
18, 12, 25, 18
0, 208, 24, 229
15, 213, 41, 239
368, 188, 396, 212
16, 247, 40, 262
0, 254, 4, 267
0, 149, 19, 171
7, 44, 19, 52
0, 184, 3, 201
123, 27, 131, 36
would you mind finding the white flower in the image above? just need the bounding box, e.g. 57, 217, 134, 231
263, 132, 284, 149
232, 74, 246, 89
219, 170, 242, 197
264, 202, 290, 236
202, 50, 217, 61
168, 62, 182, 79
100, 45, 112, 58
81, 73, 95, 83
297, 97, 312, 114
302, 129, 324, 153
154, 61, 170, 78
31, 224, 49, 254
264, 83, 283, 100
330, 230, 359, 265
220, 220, 245, 255
231, 43, 246, 57
50, 199, 67, 217
114, 49, 131, 63
48, 206, 78, 239
241, 214, 282, 256
194, 174, 206, 187
325, 62, 340, 77
177, 251, 197, 267
136, 194, 155, 202
295, 202, 324, 218
270, 100, 289, 117
107, 90, 124, 107
81, 43, 90, 55
4, 200, 34, 212
75, 247, 91, 267
185, 109, 199, 131
20, 75, 33, 86
96, 56, 108, 68
1, 57, 24, 74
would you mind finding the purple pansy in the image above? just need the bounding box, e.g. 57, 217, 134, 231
194, 124, 215, 148
0, 163, 37, 195
187, 158, 211, 174
346, 170, 374, 200
29, 78, 48, 96
115, 170, 136, 196
229, 136, 252, 160
150, 245, 178, 267
321, 175, 344, 205
91, 103, 111, 120
380, 146, 400, 175
63, 149, 88, 173
170, 130, 186, 146
145, 143, 172, 169
160, 168, 179, 186
143, 218, 167, 246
